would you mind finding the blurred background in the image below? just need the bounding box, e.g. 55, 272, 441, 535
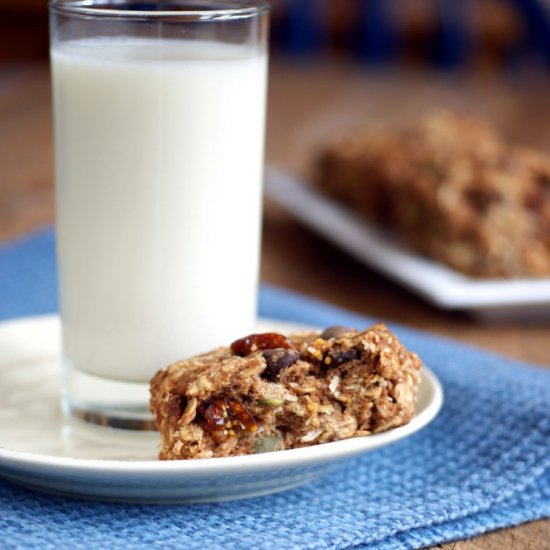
4, 0, 550, 69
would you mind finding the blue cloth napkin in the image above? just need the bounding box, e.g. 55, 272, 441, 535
1, 228, 549, 550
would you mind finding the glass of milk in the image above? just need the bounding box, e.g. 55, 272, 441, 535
49, 1, 269, 429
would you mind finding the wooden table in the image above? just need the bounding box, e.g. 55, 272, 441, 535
1, 60, 548, 549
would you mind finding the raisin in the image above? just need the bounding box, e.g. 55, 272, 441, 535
320, 326, 354, 340
203, 400, 227, 431
231, 332, 292, 356
261, 348, 300, 380
324, 347, 362, 368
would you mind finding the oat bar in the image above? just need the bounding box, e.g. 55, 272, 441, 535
149, 324, 422, 459
316, 112, 550, 278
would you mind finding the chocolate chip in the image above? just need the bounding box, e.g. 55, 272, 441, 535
261, 348, 300, 380
325, 347, 361, 368
320, 326, 354, 340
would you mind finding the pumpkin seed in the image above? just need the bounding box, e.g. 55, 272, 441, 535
252, 434, 284, 454
257, 397, 284, 407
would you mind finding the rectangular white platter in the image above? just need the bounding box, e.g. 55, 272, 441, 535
265, 167, 550, 320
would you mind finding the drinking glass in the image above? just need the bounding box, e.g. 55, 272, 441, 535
49, 0, 269, 429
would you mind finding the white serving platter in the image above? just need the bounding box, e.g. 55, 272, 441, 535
265, 167, 550, 319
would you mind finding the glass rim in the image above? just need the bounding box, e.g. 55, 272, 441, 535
49, 1, 270, 21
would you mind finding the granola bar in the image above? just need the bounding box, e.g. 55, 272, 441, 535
149, 325, 422, 459
316, 112, 550, 278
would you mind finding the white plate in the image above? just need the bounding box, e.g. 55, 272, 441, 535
0, 315, 443, 503
266, 167, 550, 319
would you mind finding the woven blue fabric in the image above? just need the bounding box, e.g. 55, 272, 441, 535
1, 228, 549, 550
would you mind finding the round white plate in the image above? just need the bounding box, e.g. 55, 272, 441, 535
0, 315, 443, 503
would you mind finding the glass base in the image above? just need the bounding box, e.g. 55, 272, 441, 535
62, 365, 157, 431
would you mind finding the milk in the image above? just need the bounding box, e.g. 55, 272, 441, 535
51, 38, 267, 383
